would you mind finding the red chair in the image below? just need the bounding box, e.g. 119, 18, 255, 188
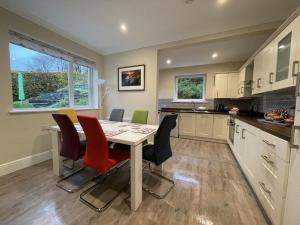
77, 115, 130, 212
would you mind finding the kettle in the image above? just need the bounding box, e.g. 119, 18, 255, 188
216, 104, 225, 112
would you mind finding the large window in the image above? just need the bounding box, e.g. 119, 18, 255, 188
9, 33, 96, 110
174, 75, 205, 102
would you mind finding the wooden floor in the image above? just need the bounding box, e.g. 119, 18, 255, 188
0, 138, 268, 225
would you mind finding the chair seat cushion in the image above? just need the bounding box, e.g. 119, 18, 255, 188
142, 144, 155, 163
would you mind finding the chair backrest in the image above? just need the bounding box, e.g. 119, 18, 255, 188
153, 114, 178, 165
109, 109, 125, 122
52, 113, 81, 161
77, 115, 109, 173
131, 110, 148, 124
58, 109, 79, 123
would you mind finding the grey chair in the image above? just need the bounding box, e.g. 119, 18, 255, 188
109, 109, 125, 122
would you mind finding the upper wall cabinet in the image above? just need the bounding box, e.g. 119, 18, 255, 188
214, 73, 239, 98
238, 66, 252, 98
252, 14, 300, 94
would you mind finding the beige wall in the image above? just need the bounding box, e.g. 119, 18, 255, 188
0, 7, 104, 165
159, 62, 244, 100
104, 47, 159, 125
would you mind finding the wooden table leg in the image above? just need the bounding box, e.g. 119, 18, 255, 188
130, 143, 143, 211
50, 130, 63, 176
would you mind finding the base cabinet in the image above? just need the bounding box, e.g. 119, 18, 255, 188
233, 119, 290, 225
212, 115, 228, 140
179, 113, 228, 141
195, 114, 213, 138
179, 113, 196, 136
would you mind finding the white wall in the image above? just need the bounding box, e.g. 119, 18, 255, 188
0, 7, 104, 168
159, 62, 244, 100
104, 47, 159, 125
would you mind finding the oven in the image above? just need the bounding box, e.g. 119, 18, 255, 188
228, 116, 235, 145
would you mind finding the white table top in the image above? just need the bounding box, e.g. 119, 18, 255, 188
48, 120, 159, 146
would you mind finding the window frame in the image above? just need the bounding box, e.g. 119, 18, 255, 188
9, 41, 98, 112
173, 74, 206, 103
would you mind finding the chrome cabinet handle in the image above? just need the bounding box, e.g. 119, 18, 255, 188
292, 61, 299, 76
259, 182, 272, 195
236, 125, 240, 133
262, 140, 275, 148
261, 155, 274, 166
257, 78, 262, 88
290, 126, 299, 149
294, 72, 300, 97
269, 73, 274, 84
241, 129, 246, 139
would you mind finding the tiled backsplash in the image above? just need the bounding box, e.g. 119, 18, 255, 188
158, 88, 296, 115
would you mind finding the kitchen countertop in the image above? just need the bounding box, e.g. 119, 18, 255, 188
234, 114, 292, 142
159, 107, 229, 115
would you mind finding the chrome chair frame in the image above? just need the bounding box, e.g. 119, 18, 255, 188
79, 160, 129, 212
142, 160, 175, 199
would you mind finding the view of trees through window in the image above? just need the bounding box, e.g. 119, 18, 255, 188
10, 43, 90, 109
176, 76, 204, 100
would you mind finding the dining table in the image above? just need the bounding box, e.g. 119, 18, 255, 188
48, 120, 159, 211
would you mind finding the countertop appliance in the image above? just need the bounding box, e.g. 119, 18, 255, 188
159, 111, 179, 138
216, 103, 225, 112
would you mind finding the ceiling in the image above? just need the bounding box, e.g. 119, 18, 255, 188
159, 32, 273, 69
0, 0, 299, 55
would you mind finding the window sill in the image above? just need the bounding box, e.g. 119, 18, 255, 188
9, 107, 100, 114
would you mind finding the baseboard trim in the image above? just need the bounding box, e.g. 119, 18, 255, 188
0, 151, 52, 177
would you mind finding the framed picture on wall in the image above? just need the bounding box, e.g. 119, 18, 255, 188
118, 64, 145, 91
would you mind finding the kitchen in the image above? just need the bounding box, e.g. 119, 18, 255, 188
158, 7, 300, 225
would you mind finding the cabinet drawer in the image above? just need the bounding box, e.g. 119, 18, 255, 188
259, 149, 289, 197
260, 130, 290, 162
256, 180, 284, 225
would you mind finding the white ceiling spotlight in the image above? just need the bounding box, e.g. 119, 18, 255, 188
166, 59, 172, 64
212, 53, 218, 58
217, 0, 228, 6
120, 24, 127, 32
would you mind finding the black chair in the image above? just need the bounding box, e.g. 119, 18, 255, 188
142, 114, 177, 199
109, 109, 125, 122
52, 113, 90, 193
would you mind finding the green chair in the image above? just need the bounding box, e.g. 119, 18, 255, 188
131, 110, 149, 124
114, 110, 149, 150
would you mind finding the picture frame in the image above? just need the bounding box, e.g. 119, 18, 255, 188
118, 64, 145, 91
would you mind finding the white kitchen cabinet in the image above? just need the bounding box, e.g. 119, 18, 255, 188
233, 122, 245, 163
227, 73, 239, 98
179, 113, 196, 136
232, 119, 291, 225
214, 73, 238, 98
242, 129, 261, 186
212, 115, 228, 140
252, 14, 300, 94
252, 51, 264, 94
195, 114, 213, 138
214, 73, 228, 98
238, 66, 252, 98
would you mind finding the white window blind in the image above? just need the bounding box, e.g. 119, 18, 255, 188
9, 30, 96, 68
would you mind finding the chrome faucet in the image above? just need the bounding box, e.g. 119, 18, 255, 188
192, 101, 196, 111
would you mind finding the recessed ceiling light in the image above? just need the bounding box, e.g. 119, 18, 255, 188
166, 59, 172, 64
217, 0, 228, 5
212, 53, 218, 58
120, 24, 127, 32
